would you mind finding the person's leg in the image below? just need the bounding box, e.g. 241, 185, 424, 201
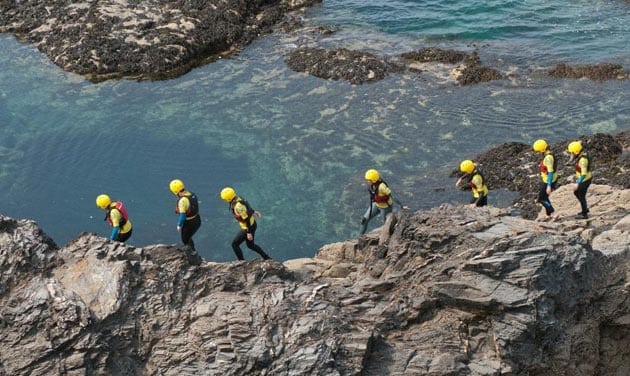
117, 229, 132, 243
181, 215, 201, 250
231, 229, 247, 260
576, 180, 591, 216
360, 203, 381, 234
380, 206, 393, 223
537, 182, 554, 216
244, 223, 271, 259
476, 195, 488, 207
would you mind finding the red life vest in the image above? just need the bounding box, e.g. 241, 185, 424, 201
539, 151, 556, 174
575, 153, 590, 173
539, 160, 548, 174
369, 181, 390, 203
107, 201, 128, 227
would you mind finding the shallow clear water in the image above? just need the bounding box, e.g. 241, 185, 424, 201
1, 1, 629, 261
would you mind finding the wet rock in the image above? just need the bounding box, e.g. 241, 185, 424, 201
285, 47, 401, 84
548, 63, 629, 81
0, 0, 321, 82
400, 47, 468, 64
401, 49, 503, 85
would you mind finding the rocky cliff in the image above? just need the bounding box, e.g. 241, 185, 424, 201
1, 183, 628, 375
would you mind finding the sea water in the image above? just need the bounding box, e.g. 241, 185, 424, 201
0, 0, 628, 261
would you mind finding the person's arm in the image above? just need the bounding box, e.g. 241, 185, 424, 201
382, 183, 408, 210
177, 197, 189, 230
109, 209, 121, 240
576, 157, 588, 184
470, 174, 484, 206
544, 155, 555, 188
110, 226, 120, 241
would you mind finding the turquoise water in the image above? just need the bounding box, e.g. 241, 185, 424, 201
1, 1, 629, 261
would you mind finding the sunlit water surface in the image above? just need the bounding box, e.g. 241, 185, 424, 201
1, 0, 628, 261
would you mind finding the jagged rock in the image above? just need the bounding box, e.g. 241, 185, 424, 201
1, 181, 628, 375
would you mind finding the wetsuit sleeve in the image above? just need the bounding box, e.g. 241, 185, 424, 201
109, 209, 121, 240
544, 155, 555, 186
177, 197, 189, 227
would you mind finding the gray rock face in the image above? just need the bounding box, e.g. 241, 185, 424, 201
0, 0, 321, 81
0, 187, 628, 375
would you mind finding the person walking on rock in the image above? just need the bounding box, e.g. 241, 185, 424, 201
169, 179, 201, 250
220, 187, 271, 261
532, 139, 559, 220
568, 141, 592, 219
455, 160, 488, 208
361, 169, 409, 235
96, 194, 133, 242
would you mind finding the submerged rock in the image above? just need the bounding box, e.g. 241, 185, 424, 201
1, 179, 628, 374
285, 47, 401, 84
548, 63, 629, 81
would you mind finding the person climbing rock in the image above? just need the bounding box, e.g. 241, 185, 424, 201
360, 169, 409, 234
220, 187, 271, 261
169, 179, 201, 250
532, 139, 559, 220
568, 140, 592, 219
455, 160, 488, 208
96, 194, 133, 242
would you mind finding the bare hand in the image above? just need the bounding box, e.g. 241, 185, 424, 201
401, 205, 409, 211
469, 203, 476, 209
247, 233, 253, 241
572, 183, 578, 192
177, 226, 181, 232
253, 211, 262, 218
546, 186, 552, 195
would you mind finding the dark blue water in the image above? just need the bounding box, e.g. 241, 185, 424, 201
1, 1, 629, 261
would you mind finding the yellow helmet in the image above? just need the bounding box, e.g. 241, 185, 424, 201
364, 169, 380, 183
532, 139, 548, 152
220, 187, 236, 202
459, 160, 475, 174
568, 140, 582, 155
169, 179, 185, 195
96, 194, 111, 209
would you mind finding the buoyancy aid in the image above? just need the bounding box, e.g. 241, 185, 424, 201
539, 151, 558, 183
574, 152, 592, 181
369, 180, 391, 204
175, 192, 199, 219
230, 198, 255, 228
106, 201, 128, 227
468, 169, 488, 198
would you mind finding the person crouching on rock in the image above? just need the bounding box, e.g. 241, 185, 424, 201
532, 139, 559, 221
220, 187, 271, 261
455, 160, 488, 208
96, 194, 132, 242
361, 169, 409, 235
568, 140, 592, 219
